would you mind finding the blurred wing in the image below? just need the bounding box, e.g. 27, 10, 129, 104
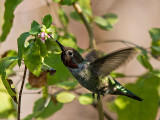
85, 50, 105, 62
89, 48, 137, 76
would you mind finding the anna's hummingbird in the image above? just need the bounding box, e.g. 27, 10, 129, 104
55, 40, 143, 101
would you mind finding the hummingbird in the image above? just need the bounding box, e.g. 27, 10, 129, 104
55, 40, 143, 101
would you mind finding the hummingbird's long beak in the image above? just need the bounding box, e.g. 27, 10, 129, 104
56, 40, 64, 51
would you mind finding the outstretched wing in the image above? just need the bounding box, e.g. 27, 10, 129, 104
85, 50, 105, 62
89, 47, 137, 76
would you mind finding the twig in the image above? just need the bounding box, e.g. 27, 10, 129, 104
92, 103, 113, 120
72, 2, 96, 49
42, 86, 48, 99
57, 4, 68, 31
23, 91, 42, 94
17, 66, 27, 120
45, 0, 55, 17
97, 98, 104, 120
117, 75, 141, 78
45, 0, 62, 28
96, 39, 144, 49
22, 86, 82, 95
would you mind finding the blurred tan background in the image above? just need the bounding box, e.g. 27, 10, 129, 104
0, 0, 160, 119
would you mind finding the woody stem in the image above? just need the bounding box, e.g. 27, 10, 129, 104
72, 2, 96, 49
97, 97, 104, 120
17, 66, 27, 120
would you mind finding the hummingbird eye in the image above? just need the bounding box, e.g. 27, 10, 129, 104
67, 50, 73, 56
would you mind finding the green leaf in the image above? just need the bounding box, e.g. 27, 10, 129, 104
25, 83, 39, 90
41, 63, 56, 79
60, 0, 78, 5
102, 13, 118, 25
45, 38, 61, 54
78, 0, 92, 16
56, 81, 78, 90
56, 92, 75, 103
106, 100, 117, 112
137, 54, 153, 72
58, 9, 69, 28
0, 0, 23, 42
113, 72, 160, 120
29, 20, 41, 35
94, 16, 113, 30
78, 93, 94, 105
52, 0, 61, 2
23, 113, 39, 120
58, 33, 84, 53
33, 98, 46, 113
69, 0, 91, 23
46, 25, 58, 40
43, 14, 52, 28
0, 57, 18, 103
23, 98, 46, 120
24, 42, 42, 76
47, 74, 60, 85
41, 62, 55, 71
149, 28, 160, 42
94, 13, 118, 31
58, 33, 77, 49
0, 57, 17, 75
36, 99, 63, 119
1, 50, 17, 58
1, 50, 18, 76
110, 72, 125, 78
24, 98, 63, 119
6, 69, 16, 76
149, 28, 160, 57
152, 46, 160, 53
36, 38, 47, 57
0, 79, 16, 119
139, 47, 149, 59
44, 53, 71, 85
70, 11, 81, 21
17, 32, 30, 67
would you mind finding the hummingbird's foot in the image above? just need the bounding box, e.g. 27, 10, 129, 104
92, 93, 95, 99
97, 94, 100, 100
97, 87, 105, 100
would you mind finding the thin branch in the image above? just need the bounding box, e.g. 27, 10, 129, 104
117, 75, 141, 78
57, 4, 68, 31
22, 86, 82, 95
23, 91, 42, 94
92, 103, 113, 120
96, 39, 144, 49
17, 66, 27, 120
42, 86, 48, 99
72, 2, 96, 49
45, 0, 55, 17
97, 98, 104, 120
45, 0, 62, 28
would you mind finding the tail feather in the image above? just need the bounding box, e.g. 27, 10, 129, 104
108, 77, 143, 101
118, 89, 143, 101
